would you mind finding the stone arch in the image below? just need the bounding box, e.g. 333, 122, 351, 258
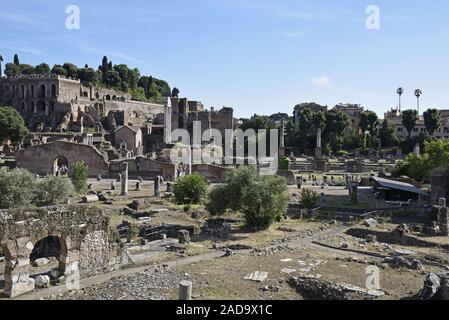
53, 155, 69, 175
38, 84, 46, 99
20, 101, 25, 112
37, 100, 46, 113
29, 102, 35, 113
30, 84, 35, 98
51, 84, 57, 97
105, 95, 111, 101
30, 235, 68, 274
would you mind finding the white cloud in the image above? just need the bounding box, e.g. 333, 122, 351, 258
310, 76, 331, 88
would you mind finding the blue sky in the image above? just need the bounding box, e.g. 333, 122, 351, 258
1, 0, 449, 118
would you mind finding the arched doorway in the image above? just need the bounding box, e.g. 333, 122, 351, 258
29, 235, 68, 279
53, 156, 69, 176
38, 84, 46, 99
37, 100, 46, 113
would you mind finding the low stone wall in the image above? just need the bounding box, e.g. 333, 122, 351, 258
346, 227, 449, 251
0, 205, 124, 298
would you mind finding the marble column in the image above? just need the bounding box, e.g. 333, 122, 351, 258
121, 162, 128, 196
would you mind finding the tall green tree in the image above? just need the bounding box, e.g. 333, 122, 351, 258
414, 89, 423, 115
172, 87, 180, 97
379, 119, 398, 147
360, 111, 378, 147
13, 54, 20, 66
70, 161, 89, 193
423, 108, 441, 137
402, 109, 419, 139
0, 54, 3, 77
397, 87, 404, 110
0, 107, 29, 144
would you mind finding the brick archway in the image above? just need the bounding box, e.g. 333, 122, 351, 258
0, 205, 123, 298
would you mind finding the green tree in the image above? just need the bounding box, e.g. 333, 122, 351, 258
62, 63, 78, 78
4, 63, 19, 77
207, 166, 289, 230
379, 119, 398, 148
173, 173, 208, 205
78, 67, 98, 84
13, 54, 20, 66
0, 107, 29, 144
70, 161, 89, 193
19, 64, 34, 75
104, 70, 121, 88
402, 109, 419, 139
0, 168, 37, 209
36, 176, 74, 205
300, 188, 320, 211
0, 54, 3, 77
423, 108, 441, 137
34, 63, 51, 75
172, 87, 180, 97
323, 111, 349, 153
51, 64, 68, 76
394, 139, 449, 182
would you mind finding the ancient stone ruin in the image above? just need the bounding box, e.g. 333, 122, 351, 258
0, 205, 123, 298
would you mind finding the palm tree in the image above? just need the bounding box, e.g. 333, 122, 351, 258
414, 89, 423, 115
397, 87, 404, 111
0, 54, 3, 78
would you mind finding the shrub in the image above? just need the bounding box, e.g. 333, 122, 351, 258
36, 176, 74, 205
207, 166, 289, 230
279, 157, 290, 170
173, 173, 208, 205
183, 204, 192, 213
70, 161, 88, 193
300, 188, 320, 211
0, 168, 37, 209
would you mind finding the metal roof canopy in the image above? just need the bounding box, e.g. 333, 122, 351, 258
372, 177, 427, 196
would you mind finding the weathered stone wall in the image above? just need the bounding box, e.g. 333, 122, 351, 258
192, 164, 229, 183
15, 140, 110, 177
431, 167, 449, 205
80, 230, 110, 271
109, 157, 175, 180
0, 205, 124, 298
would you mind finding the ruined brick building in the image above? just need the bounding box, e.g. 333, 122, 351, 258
0, 75, 235, 179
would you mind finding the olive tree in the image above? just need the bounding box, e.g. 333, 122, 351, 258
207, 166, 289, 230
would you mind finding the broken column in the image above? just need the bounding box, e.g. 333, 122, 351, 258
154, 175, 161, 198
164, 97, 172, 145
121, 162, 128, 196
439, 198, 449, 236
179, 280, 192, 300
315, 127, 322, 160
